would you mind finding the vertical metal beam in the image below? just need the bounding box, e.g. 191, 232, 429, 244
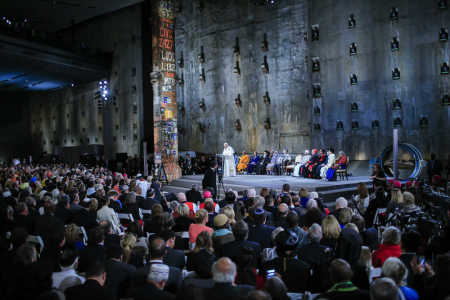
393, 128, 399, 179
151, 0, 180, 181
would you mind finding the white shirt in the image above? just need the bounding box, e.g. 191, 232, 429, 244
137, 180, 150, 197
52, 267, 85, 289
97, 206, 121, 233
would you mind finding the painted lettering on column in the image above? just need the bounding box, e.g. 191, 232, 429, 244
154, 0, 177, 158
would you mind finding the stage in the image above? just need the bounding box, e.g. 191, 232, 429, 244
162, 174, 372, 203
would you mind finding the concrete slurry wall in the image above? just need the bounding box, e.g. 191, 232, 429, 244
309, 0, 449, 160
29, 4, 144, 159
176, 0, 449, 160
175, 0, 312, 154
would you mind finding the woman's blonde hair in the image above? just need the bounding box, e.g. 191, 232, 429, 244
177, 203, 190, 217
322, 215, 341, 239
391, 189, 404, 205
195, 209, 208, 224
359, 246, 372, 270
89, 198, 98, 211
221, 206, 236, 224
64, 223, 82, 245
121, 233, 137, 263
403, 192, 415, 206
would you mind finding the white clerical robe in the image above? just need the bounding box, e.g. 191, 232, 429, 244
223, 146, 236, 177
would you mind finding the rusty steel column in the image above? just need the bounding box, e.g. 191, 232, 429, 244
151, 0, 181, 181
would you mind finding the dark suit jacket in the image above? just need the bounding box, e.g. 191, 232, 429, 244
133, 282, 175, 300
248, 224, 275, 249
139, 197, 159, 210
221, 240, 261, 266
202, 168, 217, 193
164, 247, 186, 270
186, 189, 202, 204
134, 260, 182, 294
78, 244, 105, 273
13, 214, 35, 233
105, 259, 136, 299
104, 234, 121, 251
65, 279, 110, 300
196, 282, 254, 300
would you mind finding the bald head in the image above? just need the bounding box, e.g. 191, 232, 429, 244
177, 193, 186, 203
278, 203, 289, 215
150, 237, 166, 259
211, 257, 236, 283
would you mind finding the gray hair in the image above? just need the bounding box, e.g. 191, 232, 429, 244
176, 192, 187, 203
211, 258, 236, 283
255, 196, 265, 209
247, 189, 257, 198
308, 223, 323, 243
370, 277, 398, 300
309, 191, 319, 200
335, 197, 348, 209
126, 192, 136, 204
344, 223, 359, 233
306, 199, 318, 209
382, 257, 408, 285
338, 151, 345, 156
148, 263, 170, 283
176, 203, 190, 217
304, 150, 310, 155
382, 226, 402, 245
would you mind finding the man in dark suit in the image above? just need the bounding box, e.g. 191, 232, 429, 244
247, 208, 275, 249
221, 220, 261, 267
202, 161, 217, 199
65, 260, 111, 300
105, 245, 136, 299
13, 202, 35, 233
195, 257, 254, 300
78, 226, 106, 273
186, 184, 202, 204
138, 188, 159, 210
161, 230, 186, 270
132, 264, 175, 300
133, 237, 182, 294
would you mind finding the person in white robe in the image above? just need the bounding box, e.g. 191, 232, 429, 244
222, 143, 236, 177
320, 148, 336, 179
294, 150, 311, 176
287, 153, 302, 176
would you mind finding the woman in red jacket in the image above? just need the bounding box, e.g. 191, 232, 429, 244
372, 226, 402, 267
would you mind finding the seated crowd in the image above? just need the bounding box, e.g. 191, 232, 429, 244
180, 149, 348, 180
0, 163, 449, 300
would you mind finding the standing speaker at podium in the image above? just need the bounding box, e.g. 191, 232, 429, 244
223, 142, 236, 177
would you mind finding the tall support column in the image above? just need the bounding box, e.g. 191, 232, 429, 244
393, 128, 399, 179
151, 0, 181, 181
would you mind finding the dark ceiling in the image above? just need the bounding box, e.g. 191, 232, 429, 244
0, 0, 143, 92
0, 33, 110, 92
0, 0, 144, 32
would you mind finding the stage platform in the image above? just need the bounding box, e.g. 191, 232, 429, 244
162, 174, 372, 204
